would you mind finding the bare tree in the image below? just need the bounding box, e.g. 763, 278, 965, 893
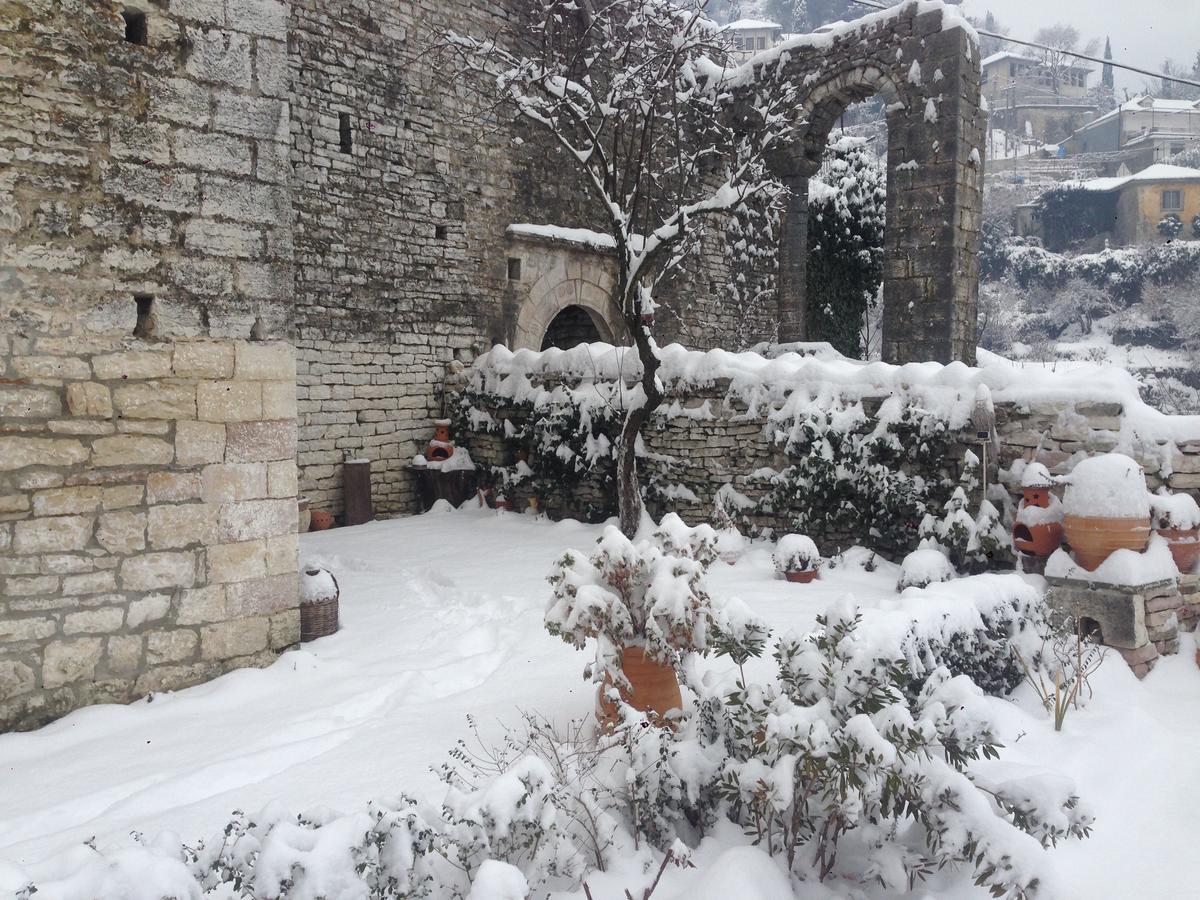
441, 0, 803, 536
1033, 24, 1098, 96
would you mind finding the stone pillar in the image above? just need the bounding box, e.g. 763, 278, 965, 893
881, 22, 985, 365
776, 173, 810, 344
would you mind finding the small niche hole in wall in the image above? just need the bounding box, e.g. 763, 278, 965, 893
338, 112, 352, 154
121, 8, 148, 44
507, 257, 522, 281
435, 224, 447, 240
133, 295, 154, 339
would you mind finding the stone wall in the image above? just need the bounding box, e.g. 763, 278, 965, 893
461, 375, 1200, 551
0, 0, 299, 731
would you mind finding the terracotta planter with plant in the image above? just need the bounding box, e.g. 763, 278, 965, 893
1152, 489, 1200, 574
545, 518, 724, 731
774, 533, 820, 583
1061, 454, 1151, 571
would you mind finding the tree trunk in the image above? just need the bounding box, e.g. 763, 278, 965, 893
615, 306, 664, 538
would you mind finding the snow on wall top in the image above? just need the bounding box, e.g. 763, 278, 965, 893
718, 0, 978, 85
507, 223, 646, 253
724, 18, 783, 31
470, 342, 1200, 443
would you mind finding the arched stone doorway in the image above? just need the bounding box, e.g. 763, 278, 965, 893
740, 3, 986, 364
507, 228, 627, 350
541, 304, 607, 350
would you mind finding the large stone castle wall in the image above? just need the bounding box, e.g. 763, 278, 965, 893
0, 0, 299, 731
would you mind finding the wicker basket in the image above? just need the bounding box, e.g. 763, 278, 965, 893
300, 568, 340, 641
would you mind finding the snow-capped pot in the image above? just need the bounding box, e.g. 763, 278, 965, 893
715, 527, 746, 565
897, 547, 955, 591
300, 565, 340, 642
1013, 463, 1064, 558
773, 534, 820, 583
1151, 489, 1200, 574
1061, 454, 1152, 571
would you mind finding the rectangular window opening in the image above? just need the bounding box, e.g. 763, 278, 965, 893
133, 295, 154, 339
1162, 190, 1183, 211
121, 9, 148, 44
338, 112, 353, 154
507, 257, 521, 281
435, 224, 447, 239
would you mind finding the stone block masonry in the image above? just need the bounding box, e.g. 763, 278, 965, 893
0, 339, 300, 731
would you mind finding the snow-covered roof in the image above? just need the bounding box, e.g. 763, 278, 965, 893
723, 18, 782, 31
1075, 95, 1200, 132
981, 50, 1091, 71
1069, 163, 1200, 192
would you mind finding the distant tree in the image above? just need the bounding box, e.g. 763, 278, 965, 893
1151, 59, 1200, 101
1102, 37, 1114, 90
1033, 24, 1098, 96
969, 11, 1009, 59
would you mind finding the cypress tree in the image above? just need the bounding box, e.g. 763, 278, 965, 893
1102, 37, 1114, 90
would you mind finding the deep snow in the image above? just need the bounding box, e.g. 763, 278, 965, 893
1, 506, 1199, 898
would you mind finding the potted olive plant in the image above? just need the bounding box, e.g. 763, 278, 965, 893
545, 521, 721, 730
773, 533, 821, 583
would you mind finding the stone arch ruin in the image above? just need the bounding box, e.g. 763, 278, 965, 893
744, 2, 986, 364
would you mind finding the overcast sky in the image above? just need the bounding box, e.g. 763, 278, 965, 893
959, 0, 1200, 95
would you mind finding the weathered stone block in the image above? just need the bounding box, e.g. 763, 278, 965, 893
32, 486, 103, 517
218, 498, 295, 541
62, 571, 118, 596
148, 503, 218, 549
91, 435, 173, 467
0, 437, 87, 471
13, 516, 93, 554
176, 585, 227, 624
43, 638, 104, 688
65, 382, 113, 418
64, 606, 125, 635
96, 510, 146, 554
234, 342, 294, 380
225, 420, 295, 462
0, 616, 58, 643
106, 635, 144, 676
184, 27, 252, 86
176, 420, 226, 465
197, 381, 262, 422
266, 460, 297, 498
0, 386, 62, 418
102, 485, 145, 509
173, 341, 236, 379
201, 462, 267, 503
92, 351, 173, 381
12, 355, 91, 380
112, 383, 197, 420
4, 575, 61, 596
147, 629, 199, 665
200, 617, 270, 660
120, 551, 196, 591
0, 660, 36, 699
208, 539, 267, 583
225, 573, 296, 617
269, 608, 300, 649
127, 594, 172, 629
147, 472, 203, 504
261, 381, 297, 419
265, 533, 298, 576
183, 219, 263, 259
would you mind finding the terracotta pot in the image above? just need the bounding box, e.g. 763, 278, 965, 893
494, 498, 513, 511
784, 568, 818, 583
309, 509, 334, 531
1158, 526, 1200, 574
433, 420, 452, 443
1062, 514, 1151, 571
1013, 521, 1063, 557
596, 646, 682, 731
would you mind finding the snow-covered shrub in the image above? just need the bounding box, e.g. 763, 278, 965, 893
1157, 214, 1184, 239
772, 533, 820, 575
708, 599, 1092, 895
919, 476, 1011, 575
1062, 453, 1150, 519
1151, 488, 1200, 530
652, 512, 720, 569
1013, 610, 1107, 732
545, 524, 720, 692
898, 546, 954, 590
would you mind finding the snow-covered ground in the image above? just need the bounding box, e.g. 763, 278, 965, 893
2, 507, 1199, 898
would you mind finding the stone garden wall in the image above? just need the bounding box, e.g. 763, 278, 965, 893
460, 370, 1200, 553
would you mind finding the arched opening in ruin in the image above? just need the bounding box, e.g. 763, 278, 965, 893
1078, 617, 1103, 643
540, 304, 606, 350
755, 6, 985, 365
